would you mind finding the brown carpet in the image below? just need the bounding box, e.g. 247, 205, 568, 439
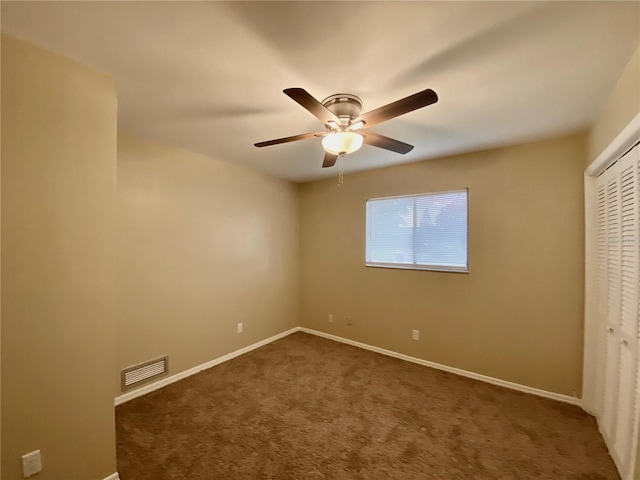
116, 332, 618, 479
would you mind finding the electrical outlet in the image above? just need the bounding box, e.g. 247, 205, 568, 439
412, 329, 420, 341
22, 450, 42, 477
347, 315, 353, 326
328, 314, 334, 323
237, 323, 243, 334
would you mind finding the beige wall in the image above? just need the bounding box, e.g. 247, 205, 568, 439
1, 32, 3, 480
299, 133, 586, 396
589, 43, 640, 162
116, 133, 298, 389
1, 35, 117, 480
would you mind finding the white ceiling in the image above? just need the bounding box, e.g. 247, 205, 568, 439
2, 1, 639, 183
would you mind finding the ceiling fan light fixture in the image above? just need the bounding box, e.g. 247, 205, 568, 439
256, 87, 437, 167
322, 131, 363, 155
349, 120, 365, 131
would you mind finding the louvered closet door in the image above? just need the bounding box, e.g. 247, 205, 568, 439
600, 162, 622, 443
613, 145, 639, 477
596, 143, 640, 480
596, 176, 608, 417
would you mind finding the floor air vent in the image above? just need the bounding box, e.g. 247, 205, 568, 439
121, 355, 169, 391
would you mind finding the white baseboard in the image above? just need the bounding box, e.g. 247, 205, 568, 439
300, 327, 582, 407
114, 325, 580, 408
103, 473, 119, 480
114, 327, 301, 406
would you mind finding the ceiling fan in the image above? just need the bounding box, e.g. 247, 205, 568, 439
254, 87, 438, 168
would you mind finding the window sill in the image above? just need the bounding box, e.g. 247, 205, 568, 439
365, 262, 469, 273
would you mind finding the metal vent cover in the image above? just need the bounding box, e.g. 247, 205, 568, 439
121, 355, 168, 391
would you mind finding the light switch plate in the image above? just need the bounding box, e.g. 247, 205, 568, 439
22, 450, 42, 477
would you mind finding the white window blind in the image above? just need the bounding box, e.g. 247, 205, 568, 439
366, 189, 468, 272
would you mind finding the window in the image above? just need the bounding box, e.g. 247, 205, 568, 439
365, 189, 468, 272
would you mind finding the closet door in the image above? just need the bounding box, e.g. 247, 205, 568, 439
595, 175, 608, 417
596, 143, 640, 480
613, 145, 639, 477
600, 163, 622, 444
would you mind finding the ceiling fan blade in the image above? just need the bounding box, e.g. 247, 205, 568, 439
322, 152, 338, 168
254, 131, 325, 148
284, 88, 340, 125
362, 131, 414, 154
353, 88, 438, 129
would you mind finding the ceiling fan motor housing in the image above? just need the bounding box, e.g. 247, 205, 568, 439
322, 94, 363, 126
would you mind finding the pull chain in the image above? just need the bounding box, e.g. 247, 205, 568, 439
338, 154, 344, 187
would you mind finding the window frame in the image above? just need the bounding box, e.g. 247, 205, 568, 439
365, 189, 469, 273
